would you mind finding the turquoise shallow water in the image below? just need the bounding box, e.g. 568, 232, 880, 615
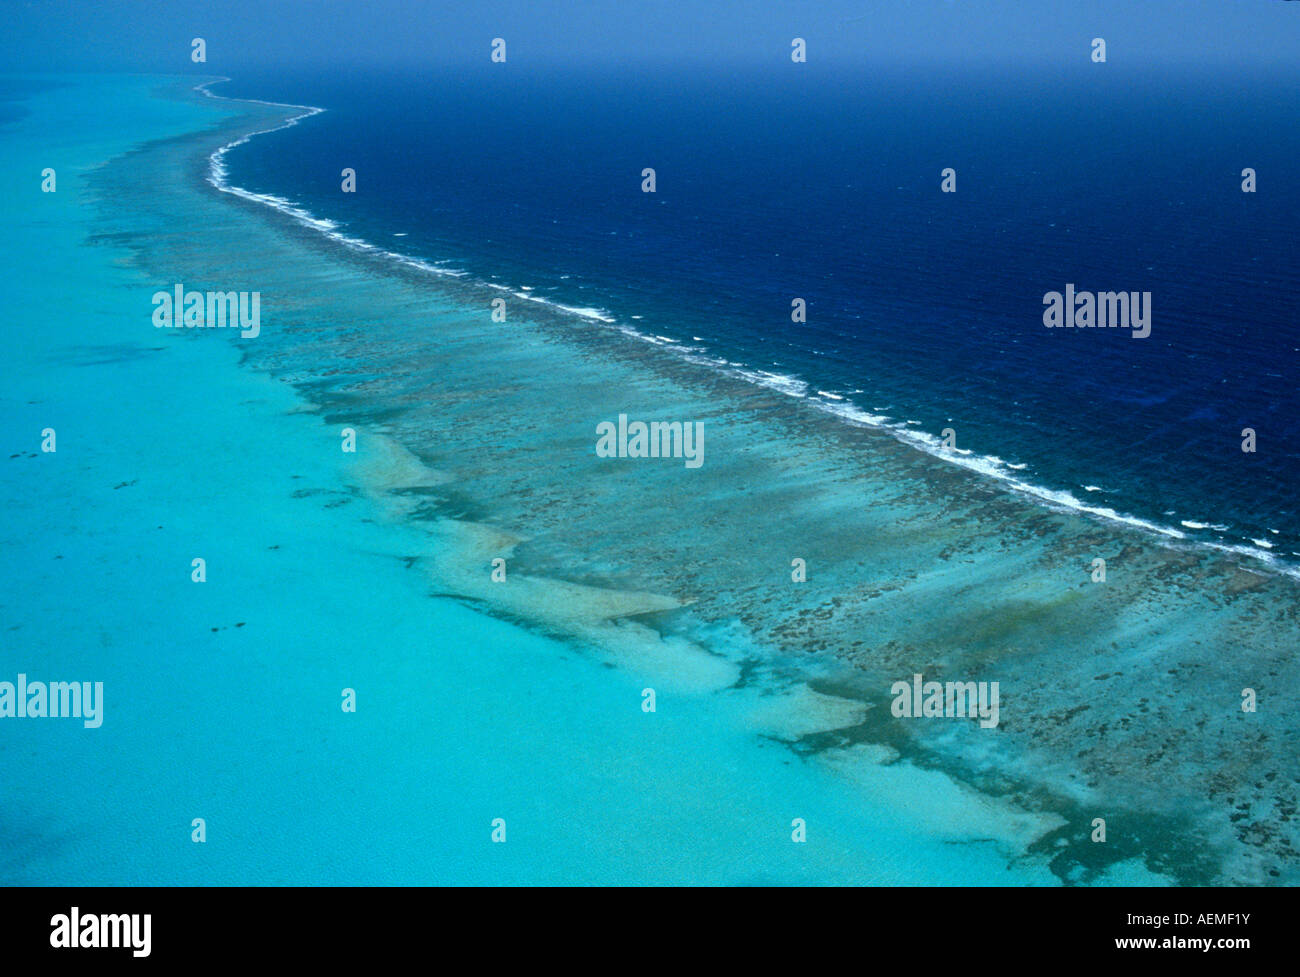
2, 74, 1295, 885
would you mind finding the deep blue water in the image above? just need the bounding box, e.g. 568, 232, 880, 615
218, 63, 1300, 568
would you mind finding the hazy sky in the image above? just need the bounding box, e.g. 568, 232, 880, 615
4, 0, 1297, 71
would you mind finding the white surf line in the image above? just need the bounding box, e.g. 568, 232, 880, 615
193, 78, 468, 279
188, 81, 1297, 581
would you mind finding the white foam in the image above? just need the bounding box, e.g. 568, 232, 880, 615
193, 79, 1296, 584
729, 368, 810, 398
196, 80, 467, 280
1203, 539, 1300, 581
802, 397, 1193, 542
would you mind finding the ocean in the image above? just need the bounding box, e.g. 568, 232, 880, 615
214, 62, 1300, 571
1, 63, 1296, 886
